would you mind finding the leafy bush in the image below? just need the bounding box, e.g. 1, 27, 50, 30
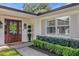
32, 39, 37, 46
32, 40, 79, 56
62, 47, 77, 56
75, 49, 79, 56
47, 44, 63, 55
32, 39, 47, 49
37, 36, 79, 48
54, 45, 64, 55
47, 43, 55, 52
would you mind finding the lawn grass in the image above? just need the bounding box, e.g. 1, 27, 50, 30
0, 48, 22, 56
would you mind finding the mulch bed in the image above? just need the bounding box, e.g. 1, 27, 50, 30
29, 45, 58, 56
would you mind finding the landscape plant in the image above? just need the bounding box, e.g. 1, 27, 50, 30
32, 39, 79, 56
37, 36, 79, 48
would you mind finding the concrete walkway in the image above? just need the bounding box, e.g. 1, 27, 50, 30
10, 42, 48, 56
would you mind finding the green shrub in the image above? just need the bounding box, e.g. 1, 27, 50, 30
32, 40, 40, 47
36, 40, 41, 48
62, 47, 77, 56
32, 39, 79, 56
37, 36, 79, 48
32, 40, 48, 49
54, 45, 64, 55
39, 41, 44, 48
47, 43, 55, 52
47, 44, 63, 55
42, 41, 48, 49
38, 40, 46, 48
32, 39, 37, 46
75, 49, 79, 56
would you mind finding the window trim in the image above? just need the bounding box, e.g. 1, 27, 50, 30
46, 19, 56, 35
46, 16, 70, 36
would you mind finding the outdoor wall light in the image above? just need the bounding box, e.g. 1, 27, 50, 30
24, 23, 27, 29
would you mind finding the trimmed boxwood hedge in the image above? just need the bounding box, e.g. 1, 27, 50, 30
32, 39, 79, 56
37, 36, 79, 48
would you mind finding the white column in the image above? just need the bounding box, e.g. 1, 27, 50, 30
0, 17, 5, 45
33, 17, 41, 39
55, 19, 58, 35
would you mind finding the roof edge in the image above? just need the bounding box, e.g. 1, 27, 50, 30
36, 3, 79, 16
0, 3, 79, 16
0, 5, 37, 16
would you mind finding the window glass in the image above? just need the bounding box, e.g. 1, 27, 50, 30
47, 20, 56, 34
9, 21, 17, 34
57, 26, 69, 35
48, 20, 55, 26
47, 27, 56, 34
57, 18, 69, 25
57, 16, 69, 35
46, 16, 70, 35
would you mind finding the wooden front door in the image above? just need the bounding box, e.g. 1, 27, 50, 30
5, 19, 22, 43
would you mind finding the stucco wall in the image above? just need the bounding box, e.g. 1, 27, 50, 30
0, 17, 5, 45
0, 11, 35, 45
70, 14, 79, 38
22, 18, 35, 42
39, 5, 79, 39
33, 18, 42, 39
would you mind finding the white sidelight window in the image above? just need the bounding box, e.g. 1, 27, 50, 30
47, 16, 70, 35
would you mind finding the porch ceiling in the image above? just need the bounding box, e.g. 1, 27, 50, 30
0, 8, 37, 19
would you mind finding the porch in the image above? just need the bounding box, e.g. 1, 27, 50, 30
0, 7, 36, 45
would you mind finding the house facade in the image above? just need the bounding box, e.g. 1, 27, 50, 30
0, 3, 79, 45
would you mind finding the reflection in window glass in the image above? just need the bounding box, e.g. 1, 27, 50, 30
47, 20, 56, 34
47, 27, 56, 34
57, 16, 69, 35
46, 16, 70, 35
48, 20, 55, 26
9, 21, 17, 34
57, 26, 69, 35
57, 18, 69, 25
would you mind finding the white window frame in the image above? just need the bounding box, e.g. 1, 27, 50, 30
46, 16, 70, 36
46, 19, 56, 35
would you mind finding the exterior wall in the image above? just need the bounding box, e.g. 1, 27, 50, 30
32, 5, 79, 40
41, 18, 71, 38
39, 5, 79, 18
41, 19, 46, 35
33, 18, 42, 39
70, 14, 79, 38
70, 14, 79, 39
39, 5, 79, 39
22, 18, 35, 42
0, 17, 5, 45
0, 9, 35, 45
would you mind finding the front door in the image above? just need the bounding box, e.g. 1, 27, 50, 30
5, 19, 22, 43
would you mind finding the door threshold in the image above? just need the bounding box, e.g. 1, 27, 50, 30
6, 41, 22, 46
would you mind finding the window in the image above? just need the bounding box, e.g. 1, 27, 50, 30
9, 21, 17, 34
47, 27, 56, 33
47, 16, 70, 35
57, 16, 69, 35
47, 20, 56, 34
